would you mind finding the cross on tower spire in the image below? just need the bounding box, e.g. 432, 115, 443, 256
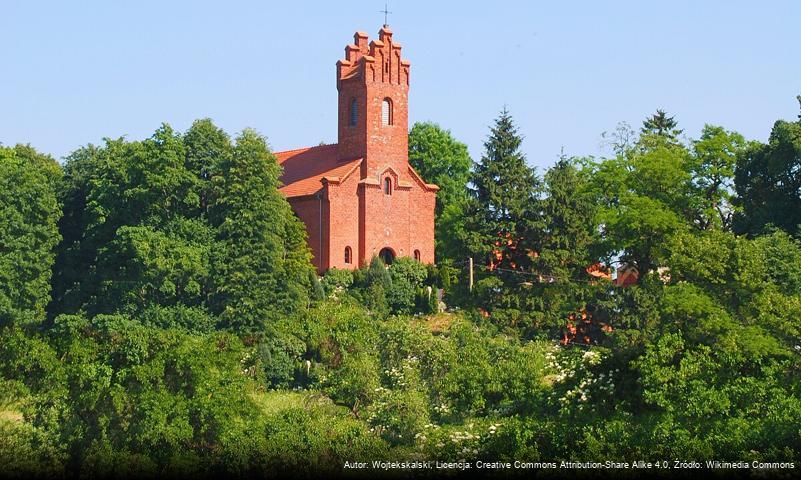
380, 1, 392, 27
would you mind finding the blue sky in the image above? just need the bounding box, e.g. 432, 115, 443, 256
2, 0, 799, 170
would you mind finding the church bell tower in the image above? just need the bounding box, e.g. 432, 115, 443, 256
336, 26, 411, 179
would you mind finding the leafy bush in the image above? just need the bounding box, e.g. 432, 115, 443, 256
320, 268, 354, 297
29, 315, 267, 476
303, 301, 381, 412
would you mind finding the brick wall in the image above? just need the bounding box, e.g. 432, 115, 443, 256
288, 194, 326, 273
326, 172, 361, 270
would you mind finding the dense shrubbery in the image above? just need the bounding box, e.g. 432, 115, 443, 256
341, 256, 441, 317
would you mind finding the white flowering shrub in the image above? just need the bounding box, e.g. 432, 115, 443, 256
546, 346, 617, 415
364, 356, 430, 445
413, 420, 505, 460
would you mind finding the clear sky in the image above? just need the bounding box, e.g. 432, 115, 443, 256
2, 0, 799, 170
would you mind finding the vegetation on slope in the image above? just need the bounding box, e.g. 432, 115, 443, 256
2, 99, 801, 476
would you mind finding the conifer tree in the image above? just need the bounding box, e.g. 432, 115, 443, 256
641, 109, 683, 142
462, 108, 540, 265
209, 129, 313, 331
460, 109, 542, 318
539, 158, 597, 280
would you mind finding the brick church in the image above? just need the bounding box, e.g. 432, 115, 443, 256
275, 25, 438, 273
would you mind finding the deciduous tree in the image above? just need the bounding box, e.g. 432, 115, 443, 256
0, 145, 62, 325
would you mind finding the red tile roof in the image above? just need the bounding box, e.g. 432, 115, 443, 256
273, 144, 362, 198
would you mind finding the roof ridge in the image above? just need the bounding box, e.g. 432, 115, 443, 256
273, 143, 337, 156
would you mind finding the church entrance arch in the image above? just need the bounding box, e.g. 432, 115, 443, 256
379, 247, 395, 265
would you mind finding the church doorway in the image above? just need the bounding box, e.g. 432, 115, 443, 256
379, 248, 395, 265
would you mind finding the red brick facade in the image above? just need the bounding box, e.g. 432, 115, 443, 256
274, 26, 438, 273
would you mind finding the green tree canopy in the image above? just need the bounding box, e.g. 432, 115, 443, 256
209, 129, 313, 331
641, 108, 683, 142
734, 115, 801, 237
408, 122, 472, 261
50, 120, 315, 333
460, 109, 542, 318
0, 145, 62, 325
585, 129, 692, 276
688, 125, 747, 231
538, 158, 599, 280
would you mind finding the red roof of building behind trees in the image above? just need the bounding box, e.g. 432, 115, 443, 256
274, 143, 362, 198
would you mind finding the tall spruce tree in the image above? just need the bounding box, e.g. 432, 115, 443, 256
641, 109, 683, 141
539, 158, 597, 280
460, 109, 542, 319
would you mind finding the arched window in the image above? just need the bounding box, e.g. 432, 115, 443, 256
379, 248, 395, 265
344, 246, 352, 264
349, 98, 358, 126
381, 98, 393, 125
414, 250, 421, 261
384, 177, 392, 195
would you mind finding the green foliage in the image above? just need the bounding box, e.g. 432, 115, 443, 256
0, 145, 62, 325
408, 121, 472, 260
255, 406, 388, 475
0, 324, 64, 394
256, 325, 307, 389
37, 315, 266, 476
386, 257, 428, 315
6, 101, 801, 473
320, 268, 354, 297
96, 222, 212, 312
408, 121, 472, 216
538, 158, 599, 279
346, 256, 441, 317
50, 126, 210, 316
0, 416, 65, 479
210, 129, 313, 331
366, 358, 431, 444
546, 347, 616, 416
585, 120, 695, 274
463, 109, 540, 251
138, 304, 217, 333
303, 301, 381, 411
460, 109, 542, 316
50, 121, 315, 333
641, 108, 683, 142
689, 125, 747, 230
734, 117, 801, 236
